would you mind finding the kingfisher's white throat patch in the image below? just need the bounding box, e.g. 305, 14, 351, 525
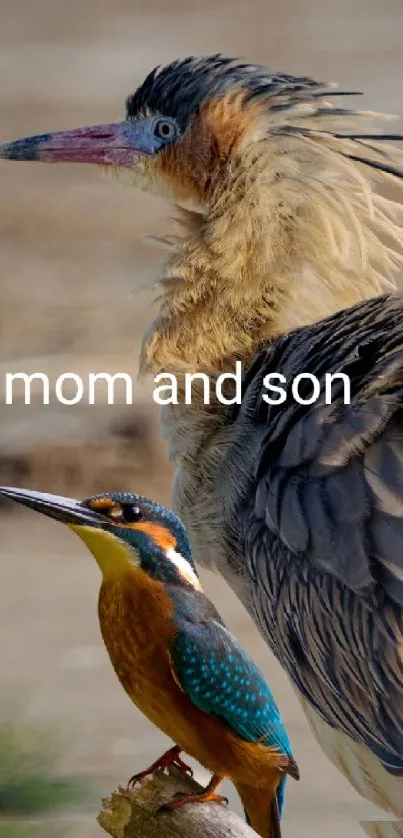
166, 547, 202, 590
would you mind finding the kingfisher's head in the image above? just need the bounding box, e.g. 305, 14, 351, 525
0, 486, 201, 590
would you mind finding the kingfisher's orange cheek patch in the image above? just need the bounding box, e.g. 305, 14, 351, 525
132, 521, 177, 552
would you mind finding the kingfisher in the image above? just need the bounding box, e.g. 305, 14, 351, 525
1, 55, 403, 826
0, 484, 299, 838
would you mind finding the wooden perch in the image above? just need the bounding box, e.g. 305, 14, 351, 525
98, 766, 259, 838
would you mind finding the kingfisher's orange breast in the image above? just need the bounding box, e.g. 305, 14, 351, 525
98, 569, 206, 752
97, 569, 282, 787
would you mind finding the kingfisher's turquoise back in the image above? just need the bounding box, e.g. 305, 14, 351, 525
169, 585, 296, 815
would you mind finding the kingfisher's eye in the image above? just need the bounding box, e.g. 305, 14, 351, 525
153, 118, 177, 141
123, 505, 143, 523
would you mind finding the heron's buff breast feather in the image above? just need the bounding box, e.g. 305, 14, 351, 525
97, 572, 288, 784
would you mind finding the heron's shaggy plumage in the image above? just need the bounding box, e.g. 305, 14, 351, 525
140, 57, 403, 382
134, 58, 403, 825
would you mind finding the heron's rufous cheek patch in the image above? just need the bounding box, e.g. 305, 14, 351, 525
153, 92, 264, 201
201, 92, 264, 158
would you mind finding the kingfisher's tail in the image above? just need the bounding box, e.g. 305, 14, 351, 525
234, 757, 299, 838
234, 779, 282, 838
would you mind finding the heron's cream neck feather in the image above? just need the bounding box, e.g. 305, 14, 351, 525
142, 110, 403, 382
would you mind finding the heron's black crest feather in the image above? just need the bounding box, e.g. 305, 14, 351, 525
126, 53, 327, 130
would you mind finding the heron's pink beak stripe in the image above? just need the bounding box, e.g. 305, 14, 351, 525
0, 121, 151, 166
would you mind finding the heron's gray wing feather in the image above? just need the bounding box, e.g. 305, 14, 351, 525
235, 294, 403, 772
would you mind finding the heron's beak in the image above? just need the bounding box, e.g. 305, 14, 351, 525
0, 486, 105, 528
0, 120, 157, 167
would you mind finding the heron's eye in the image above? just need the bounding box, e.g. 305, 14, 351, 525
153, 118, 177, 142
123, 505, 143, 523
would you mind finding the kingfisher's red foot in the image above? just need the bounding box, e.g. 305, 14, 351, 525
157, 773, 227, 813
128, 744, 193, 788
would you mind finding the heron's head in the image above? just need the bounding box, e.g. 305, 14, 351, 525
2, 54, 403, 335
0, 55, 331, 206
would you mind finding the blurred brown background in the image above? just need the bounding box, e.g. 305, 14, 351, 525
0, 0, 402, 835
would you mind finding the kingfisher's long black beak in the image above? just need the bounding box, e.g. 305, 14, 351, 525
0, 119, 158, 166
0, 486, 105, 528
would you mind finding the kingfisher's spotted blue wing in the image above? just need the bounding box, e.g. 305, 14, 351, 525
169, 605, 297, 814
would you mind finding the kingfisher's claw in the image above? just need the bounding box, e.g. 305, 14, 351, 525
128, 745, 192, 788
158, 785, 228, 812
